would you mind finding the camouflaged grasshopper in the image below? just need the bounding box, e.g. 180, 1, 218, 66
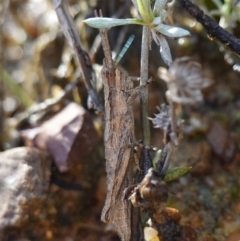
99, 25, 149, 241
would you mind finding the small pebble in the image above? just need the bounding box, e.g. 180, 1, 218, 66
165, 207, 181, 222
144, 227, 160, 241
206, 121, 236, 163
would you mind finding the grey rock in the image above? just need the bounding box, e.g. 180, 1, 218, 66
0, 147, 51, 232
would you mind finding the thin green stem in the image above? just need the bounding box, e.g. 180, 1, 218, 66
169, 98, 176, 135
140, 26, 151, 145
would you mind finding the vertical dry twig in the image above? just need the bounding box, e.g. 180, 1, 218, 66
140, 27, 151, 145
53, 0, 104, 113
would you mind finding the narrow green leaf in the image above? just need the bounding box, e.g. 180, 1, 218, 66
164, 166, 191, 182
84, 17, 144, 29
3, 70, 33, 107
137, 0, 154, 23
155, 24, 191, 38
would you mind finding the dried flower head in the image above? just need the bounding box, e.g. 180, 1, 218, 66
158, 57, 211, 104
149, 104, 183, 146
149, 104, 171, 132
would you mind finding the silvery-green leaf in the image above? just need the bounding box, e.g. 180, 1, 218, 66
164, 166, 191, 182
137, 0, 154, 23
151, 30, 161, 45
158, 35, 172, 66
152, 149, 162, 168
131, 0, 139, 12
160, 9, 169, 22
152, 16, 162, 25
151, 30, 172, 66
84, 17, 144, 29
153, 0, 168, 16
155, 23, 191, 38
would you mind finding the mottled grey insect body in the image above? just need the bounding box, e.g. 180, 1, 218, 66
101, 64, 135, 241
